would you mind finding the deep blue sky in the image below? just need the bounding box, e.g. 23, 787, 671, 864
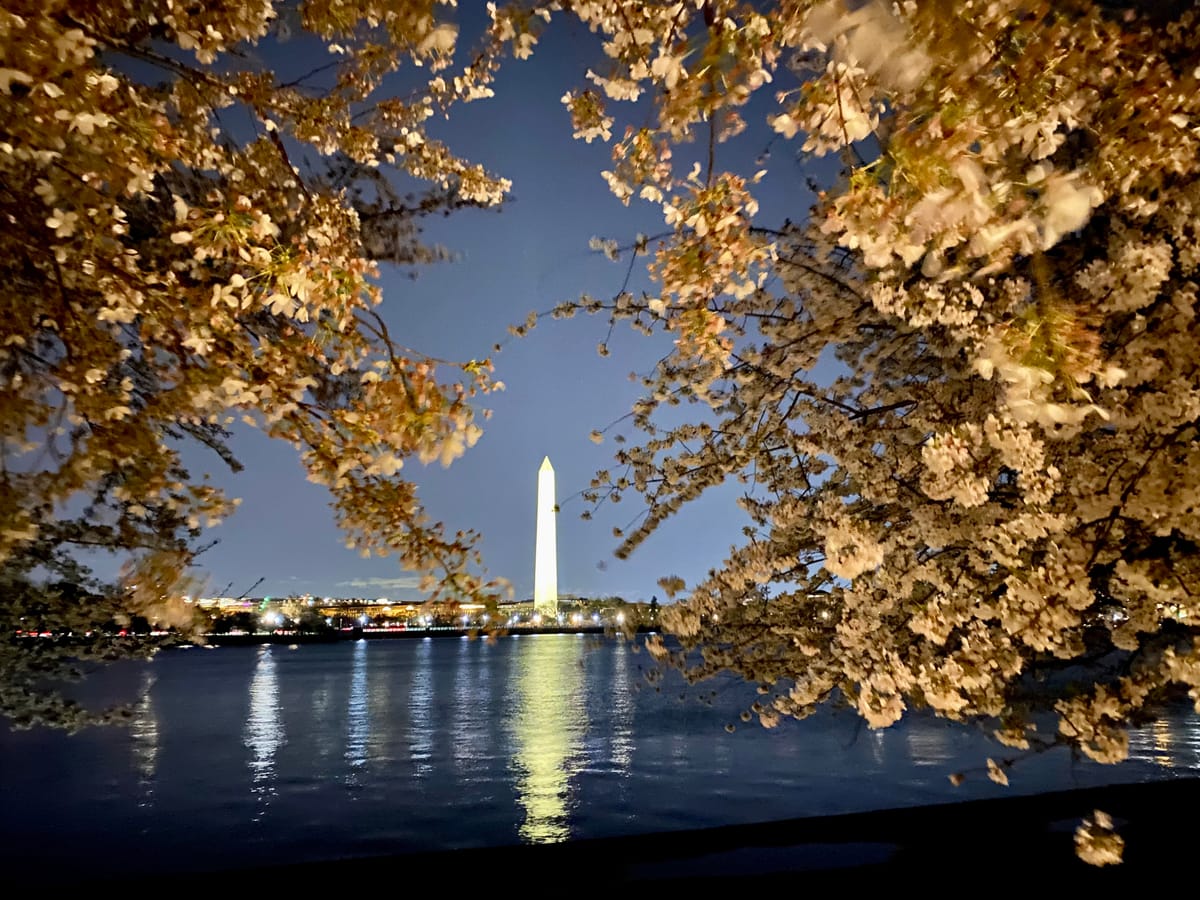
175, 11, 821, 604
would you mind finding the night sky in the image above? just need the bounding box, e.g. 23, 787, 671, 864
158, 11, 822, 604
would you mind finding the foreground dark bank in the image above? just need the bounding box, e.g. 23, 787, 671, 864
90, 777, 1195, 889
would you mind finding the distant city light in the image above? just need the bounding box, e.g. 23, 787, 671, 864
616, 612, 625, 625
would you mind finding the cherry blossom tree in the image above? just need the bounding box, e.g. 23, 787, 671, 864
0, 0, 512, 728
524, 0, 1200, 828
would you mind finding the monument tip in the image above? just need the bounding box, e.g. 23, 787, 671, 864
540, 455, 553, 471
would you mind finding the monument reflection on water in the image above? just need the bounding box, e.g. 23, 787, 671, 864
509, 635, 588, 843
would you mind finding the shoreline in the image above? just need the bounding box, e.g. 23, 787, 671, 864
198, 625, 657, 645
84, 775, 1199, 888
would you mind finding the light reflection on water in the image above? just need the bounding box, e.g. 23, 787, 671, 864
344, 640, 369, 781
610, 639, 634, 772
243, 645, 284, 819
904, 720, 952, 767
509, 634, 587, 843
407, 638, 434, 777
310, 675, 335, 763
1129, 713, 1200, 769
4, 635, 1200, 881
452, 636, 488, 771
129, 670, 158, 805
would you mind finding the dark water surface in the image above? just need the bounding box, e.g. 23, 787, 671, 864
2, 634, 1197, 881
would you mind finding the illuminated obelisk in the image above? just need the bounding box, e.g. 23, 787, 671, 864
533, 456, 558, 620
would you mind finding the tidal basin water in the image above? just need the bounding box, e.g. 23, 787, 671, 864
3, 634, 1199, 881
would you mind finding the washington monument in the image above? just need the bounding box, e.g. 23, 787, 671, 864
534, 456, 558, 619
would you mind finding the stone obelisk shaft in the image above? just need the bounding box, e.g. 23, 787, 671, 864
534, 456, 558, 619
